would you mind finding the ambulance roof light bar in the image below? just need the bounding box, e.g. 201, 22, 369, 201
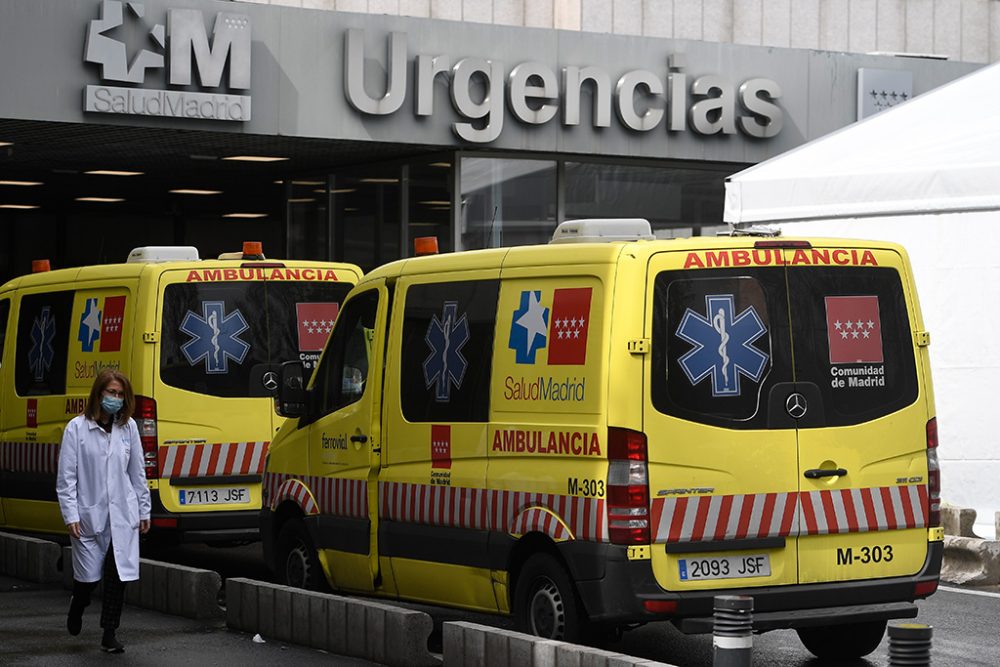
31, 259, 51, 273
414, 236, 439, 256
126, 246, 200, 263
549, 218, 654, 244
218, 241, 266, 261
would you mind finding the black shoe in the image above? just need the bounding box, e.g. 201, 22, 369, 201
100, 633, 124, 654
67, 598, 83, 636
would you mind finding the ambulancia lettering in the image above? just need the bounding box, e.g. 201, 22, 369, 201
682, 248, 878, 269
185, 268, 340, 282
491, 429, 601, 456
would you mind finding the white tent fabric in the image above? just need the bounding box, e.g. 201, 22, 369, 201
723, 61, 1000, 538
724, 61, 1000, 225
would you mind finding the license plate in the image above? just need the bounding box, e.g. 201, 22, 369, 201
678, 554, 771, 581
178, 487, 250, 505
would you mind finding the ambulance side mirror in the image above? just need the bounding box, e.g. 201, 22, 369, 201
276, 361, 307, 418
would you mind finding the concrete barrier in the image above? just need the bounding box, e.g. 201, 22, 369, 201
225, 577, 438, 667
442, 621, 678, 667
0, 531, 62, 583
941, 536, 1000, 586
59, 546, 224, 619
940, 505, 1000, 586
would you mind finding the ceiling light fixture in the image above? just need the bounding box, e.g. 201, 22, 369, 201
223, 155, 290, 163
189, 154, 219, 161
288, 197, 316, 203
360, 178, 399, 184
0, 204, 39, 210
291, 180, 324, 186
331, 188, 357, 194
418, 200, 451, 206
429, 162, 451, 168
76, 197, 124, 202
223, 212, 268, 218
85, 170, 143, 176
0, 180, 43, 186
0, 142, 13, 148
169, 189, 222, 195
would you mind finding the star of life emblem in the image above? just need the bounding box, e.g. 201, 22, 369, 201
675, 295, 769, 397
423, 302, 470, 402
179, 301, 250, 374
28, 307, 57, 382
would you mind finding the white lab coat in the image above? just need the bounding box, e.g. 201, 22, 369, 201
56, 415, 151, 582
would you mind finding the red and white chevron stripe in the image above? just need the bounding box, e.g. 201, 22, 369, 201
159, 441, 269, 479
0, 441, 60, 474
264, 472, 368, 518
651, 485, 928, 543
510, 507, 572, 541
378, 482, 607, 542
799, 485, 927, 535
652, 491, 799, 543
272, 477, 319, 515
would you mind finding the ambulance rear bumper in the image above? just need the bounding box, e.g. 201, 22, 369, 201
568, 540, 942, 631
148, 492, 259, 544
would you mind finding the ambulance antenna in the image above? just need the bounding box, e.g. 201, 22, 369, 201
486, 205, 499, 248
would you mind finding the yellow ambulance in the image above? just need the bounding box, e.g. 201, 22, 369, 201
261, 221, 941, 659
0, 243, 361, 544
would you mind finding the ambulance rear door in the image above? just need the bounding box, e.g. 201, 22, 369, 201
643, 246, 800, 592
786, 245, 931, 584
154, 268, 353, 522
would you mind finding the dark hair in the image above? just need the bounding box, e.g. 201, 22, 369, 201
85, 369, 135, 424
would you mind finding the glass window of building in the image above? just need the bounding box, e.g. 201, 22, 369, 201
459, 157, 557, 249
407, 158, 453, 255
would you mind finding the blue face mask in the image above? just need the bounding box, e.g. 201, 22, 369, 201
101, 395, 124, 415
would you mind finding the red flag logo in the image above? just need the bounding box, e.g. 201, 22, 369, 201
296, 303, 339, 352
26, 399, 37, 429
547, 288, 592, 365
825, 296, 884, 364
99, 296, 126, 352
431, 425, 451, 469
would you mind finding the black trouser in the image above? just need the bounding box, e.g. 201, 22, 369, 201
71, 539, 127, 631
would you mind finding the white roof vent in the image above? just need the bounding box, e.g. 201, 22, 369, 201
550, 218, 654, 244
126, 246, 200, 263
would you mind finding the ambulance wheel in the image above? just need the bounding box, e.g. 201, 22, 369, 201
513, 553, 587, 643
796, 620, 887, 659
277, 518, 323, 591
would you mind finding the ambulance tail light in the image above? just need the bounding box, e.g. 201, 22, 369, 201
607, 427, 650, 545
135, 395, 159, 480
926, 417, 941, 527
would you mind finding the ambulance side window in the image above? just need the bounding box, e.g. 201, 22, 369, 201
14, 291, 75, 396
399, 279, 499, 423
0, 298, 9, 366
314, 290, 379, 417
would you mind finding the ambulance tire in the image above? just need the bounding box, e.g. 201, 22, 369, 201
796, 620, 887, 659
276, 518, 324, 591
513, 553, 588, 644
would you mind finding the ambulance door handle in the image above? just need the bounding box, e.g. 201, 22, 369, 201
804, 468, 848, 479
350, 434, 368, 444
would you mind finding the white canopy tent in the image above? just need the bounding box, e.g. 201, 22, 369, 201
724, 62, 1000, 538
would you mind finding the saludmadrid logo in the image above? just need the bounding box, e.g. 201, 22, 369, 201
83, 0, 251, 121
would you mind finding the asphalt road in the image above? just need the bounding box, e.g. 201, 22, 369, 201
147, 542, 1000, 666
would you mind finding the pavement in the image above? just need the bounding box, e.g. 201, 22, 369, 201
0, 575, 374, 666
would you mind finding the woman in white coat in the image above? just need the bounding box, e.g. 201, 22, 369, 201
56, 369, 151, 653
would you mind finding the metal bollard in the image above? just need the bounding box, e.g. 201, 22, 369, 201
712, 595, 753, 667
888, 623, 933, 666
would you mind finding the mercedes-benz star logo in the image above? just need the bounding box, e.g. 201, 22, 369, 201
262, 371, 278, 392
785, 392, 808, 419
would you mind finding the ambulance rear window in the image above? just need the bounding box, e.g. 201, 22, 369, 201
651, 269, 793, 429
160, 281, 352, 398
787, 266, 918, 426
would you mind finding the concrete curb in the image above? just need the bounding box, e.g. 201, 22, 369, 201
60, 546, 224, 619
226, 577, 439, 666
0, 531, 62, 583
442, 621, 678, 667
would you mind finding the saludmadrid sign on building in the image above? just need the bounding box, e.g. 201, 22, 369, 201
83, 0, 252, 121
